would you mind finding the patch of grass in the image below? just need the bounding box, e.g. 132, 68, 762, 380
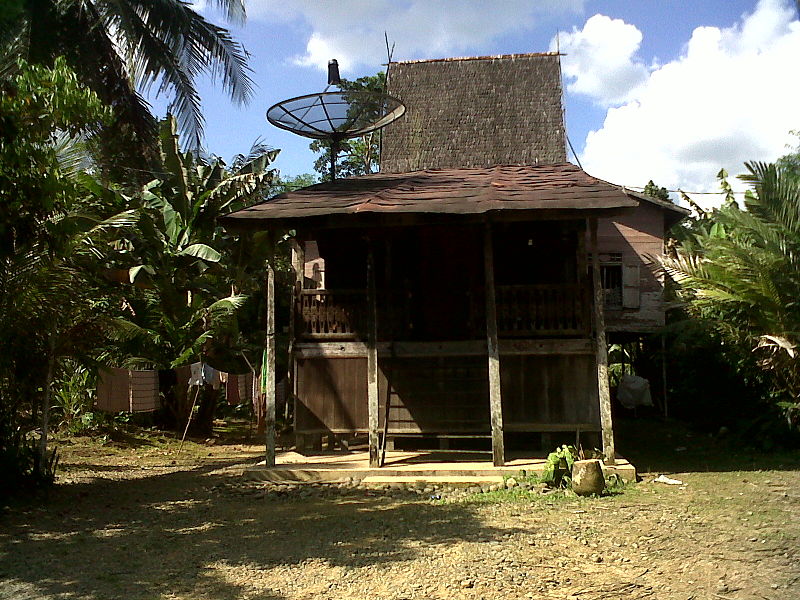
460, 487, 555, 504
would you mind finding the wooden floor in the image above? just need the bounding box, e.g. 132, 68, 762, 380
243, 449, 636, 485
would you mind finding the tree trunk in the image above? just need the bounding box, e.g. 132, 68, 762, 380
193, 386, 218, 437
37, 336, 56, 479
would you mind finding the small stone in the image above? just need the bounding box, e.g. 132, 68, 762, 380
505, 477, 518, 488
460, 580, 474, 589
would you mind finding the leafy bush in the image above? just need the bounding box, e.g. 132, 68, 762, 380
539, 445, 608, 489
662, 163, 800, 440
0, 424, 59, 495
52, 363, 97, 434
540, 445, 577, 487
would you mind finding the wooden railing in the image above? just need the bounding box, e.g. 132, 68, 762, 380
496, 284, 590, 336
296, 289, 412, 340
297, 284, 591, 340
297, 289, 366, 339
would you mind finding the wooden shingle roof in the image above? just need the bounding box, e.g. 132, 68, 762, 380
381, 53, 567, 173
222, 163, 638, 227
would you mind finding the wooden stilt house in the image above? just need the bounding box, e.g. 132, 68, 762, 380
221, 53, 686, 468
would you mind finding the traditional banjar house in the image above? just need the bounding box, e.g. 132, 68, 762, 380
223, 53, 687, 473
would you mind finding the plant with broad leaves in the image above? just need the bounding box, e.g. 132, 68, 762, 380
660, 161, 800, 429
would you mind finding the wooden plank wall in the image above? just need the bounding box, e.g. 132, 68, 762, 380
597, 203, 666, 332
381, 356, 490, 433
294, 353, 599, 434
295, 358, 368, 433
500, 354, 600, 428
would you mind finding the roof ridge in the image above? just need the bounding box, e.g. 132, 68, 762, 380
390, 52, 561, 65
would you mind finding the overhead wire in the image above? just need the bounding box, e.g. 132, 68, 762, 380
109, 149, 750, 197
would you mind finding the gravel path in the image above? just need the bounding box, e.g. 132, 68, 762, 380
1, 433, 798, 600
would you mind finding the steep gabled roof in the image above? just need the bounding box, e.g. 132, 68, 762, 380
381, 53, 566, 173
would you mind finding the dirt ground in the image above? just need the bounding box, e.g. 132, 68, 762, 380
1, 419, 799, 600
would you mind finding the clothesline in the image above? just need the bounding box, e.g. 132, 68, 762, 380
95, 361, 280, 414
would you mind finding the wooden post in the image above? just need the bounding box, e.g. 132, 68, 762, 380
484, 224, 505, 467
366, 240, 380, 467
589, 218, 616, 465
288, 240, 305, 427
661, 335, 669, 419
264, 251, 277, 467
379, 236, 393, 467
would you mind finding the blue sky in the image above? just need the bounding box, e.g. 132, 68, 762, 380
160, 0, 800, 206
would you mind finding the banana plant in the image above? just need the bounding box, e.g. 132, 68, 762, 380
116, 116, 278, 389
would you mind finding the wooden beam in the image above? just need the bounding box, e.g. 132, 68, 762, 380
294, 338, 597, 359
590, 218, 616, 465
366, 241, 380, 467
484, 224, 505, 467
504, 422, 601, 433
221, 207, 638, 234
264, 255, 277, 467
499, 338, 594, 356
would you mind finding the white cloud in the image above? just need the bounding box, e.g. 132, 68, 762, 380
552, 14, 649, 105
246, 0, 584, 73
563, 0, 800, 208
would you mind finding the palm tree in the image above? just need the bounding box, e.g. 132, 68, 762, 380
2, 0, 253, 169
661, 162, 800, 425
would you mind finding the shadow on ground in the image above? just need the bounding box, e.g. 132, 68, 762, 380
0, 458, 520, 600
3, 417, 800, 599
615, 416, 800, 474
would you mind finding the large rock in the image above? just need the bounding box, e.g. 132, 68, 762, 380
572, 459, 605, 496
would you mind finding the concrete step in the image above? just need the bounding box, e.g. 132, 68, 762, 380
360, 475, 505, 487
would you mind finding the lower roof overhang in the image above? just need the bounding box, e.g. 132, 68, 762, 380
222, 206, 639, 234
220, 163, 640, 233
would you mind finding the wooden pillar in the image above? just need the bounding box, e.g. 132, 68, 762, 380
366, 240, 380, 467
264, 252, 277, 467
288, 240, 305, 428
661, 335, 669, 419
484, 224, 505, 467
589, 218, 616, 465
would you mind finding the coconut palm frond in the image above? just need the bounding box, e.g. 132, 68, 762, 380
111, 0, 253, 149
17, 0, 252, 160
207, 294, 247, 315
52, 131, 93, 177
230, 139, 279, 172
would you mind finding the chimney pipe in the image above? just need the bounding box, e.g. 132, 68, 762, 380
327, 59, 341, 86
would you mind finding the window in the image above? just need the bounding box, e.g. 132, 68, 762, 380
601, 253, 623, 309
589, 253, 623, 309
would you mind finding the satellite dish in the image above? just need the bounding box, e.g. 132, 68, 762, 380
267, 90, 405, 180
